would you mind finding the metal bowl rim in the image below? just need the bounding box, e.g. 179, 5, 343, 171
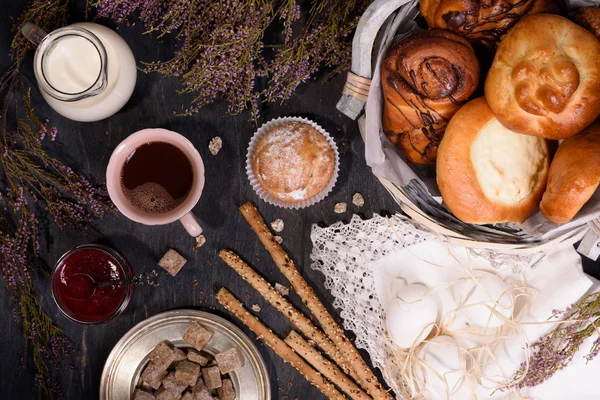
99, 309, 270, 400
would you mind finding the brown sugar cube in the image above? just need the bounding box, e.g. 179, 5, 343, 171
149, 341, 185, 370
186, 349, 210, 366
201, 366, 222, 390
215, 348, 243, 374
195, 390, 213, 400
191, 379, 213, 400
162, 372, 188, 394
173, 347, 187, 362
174, 360, 201, 387
155, 386, 181, 400
217, 378, 235, 400
181, 393, 193, 400
183, 322, 214, 351
133, 388, 156, 400
158, 249, 187, 276
141, 362, 168, 390
190, 378, 205, 393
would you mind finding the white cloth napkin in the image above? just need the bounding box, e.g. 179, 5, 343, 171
373, 240, 594, 399
526, 279, 600, 400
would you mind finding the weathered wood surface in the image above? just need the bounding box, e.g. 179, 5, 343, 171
0, 2, 599, 400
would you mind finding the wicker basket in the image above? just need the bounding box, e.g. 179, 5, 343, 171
337, 0, 600, 258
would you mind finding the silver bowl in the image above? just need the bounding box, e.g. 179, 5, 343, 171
100, 309, 270, 399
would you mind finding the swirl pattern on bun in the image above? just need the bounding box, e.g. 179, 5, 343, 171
419, 0, 557, 49
382, 29, 480, 164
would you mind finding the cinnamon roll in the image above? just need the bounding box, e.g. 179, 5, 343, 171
420, 0, 557, 49
381, 29, 480, 164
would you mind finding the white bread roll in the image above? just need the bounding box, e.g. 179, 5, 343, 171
540, 120, 600, 224
437, 97, 549, 224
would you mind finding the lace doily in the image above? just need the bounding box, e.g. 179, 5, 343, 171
309, 213, 533, 397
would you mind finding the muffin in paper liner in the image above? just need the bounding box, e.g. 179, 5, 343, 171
246, 117, 340, 209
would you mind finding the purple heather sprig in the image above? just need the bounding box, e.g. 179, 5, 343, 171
265, 0, 369, 103
91, 0, 371, 120
1, 1, 113, 398
1, 84, 112, 230
278, 0, 302, 44
10, 0, 68, 64
0, 211, 75, 400
507, 292, 600, 390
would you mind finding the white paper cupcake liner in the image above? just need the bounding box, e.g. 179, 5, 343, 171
246, 116, 340, 209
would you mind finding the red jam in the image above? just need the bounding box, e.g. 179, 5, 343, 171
52, 245, 133, 324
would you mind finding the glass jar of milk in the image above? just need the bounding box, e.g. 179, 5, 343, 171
22, 22, 137, 122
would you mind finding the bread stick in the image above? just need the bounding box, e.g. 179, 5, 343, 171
285, 331, 371, 400
216, 288, 346, 400
219, 249, 362, 384
239, 202, 392, 400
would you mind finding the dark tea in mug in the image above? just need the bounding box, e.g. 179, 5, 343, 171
120, 141, 194, 214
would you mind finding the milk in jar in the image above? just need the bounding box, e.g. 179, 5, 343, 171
23, 22, 137, 122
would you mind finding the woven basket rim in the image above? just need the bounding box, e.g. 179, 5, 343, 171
348, 0, 594, 251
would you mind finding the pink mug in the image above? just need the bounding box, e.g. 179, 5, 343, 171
106, 128, 204, 236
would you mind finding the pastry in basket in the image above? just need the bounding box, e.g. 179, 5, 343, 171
485, 14, 600, 140
437, 97, 549, 224
540, 120, 600, 224
419, 0, 557, 49
381, 29, 479, 165
574, 7, 600, 41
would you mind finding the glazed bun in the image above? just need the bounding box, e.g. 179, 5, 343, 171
382, 29, 479, 164
485, 14, 600, 140
540, 120, 600, 224
420, 0, 557, 49
437, 97, 549, 224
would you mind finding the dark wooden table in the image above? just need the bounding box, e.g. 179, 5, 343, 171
1, 2, 599, 400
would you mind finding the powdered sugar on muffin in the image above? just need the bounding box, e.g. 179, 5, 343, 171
251, 122, 334, 203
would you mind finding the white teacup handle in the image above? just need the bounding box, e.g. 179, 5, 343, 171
179, 212, 203, 237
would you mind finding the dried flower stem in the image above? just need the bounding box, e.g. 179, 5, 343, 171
91, 0, 372, 120
0, 211, 75, 400
1, 1, 113, 398
508, 292, 600, 389
265, 0, 371, 103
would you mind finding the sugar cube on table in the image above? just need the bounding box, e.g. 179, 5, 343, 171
149, 341, 186, 370
217, 378, 235, 400
208, 136, 222, 156
174, 360, 201, 387
158, 249, 187, 276
191, 379, 213, 400
215, 348, 243, 374
133, 388, 156, 400
183, 322, 213, 351
141, 362, 168, 390
187, 349, 210, 366
202, 366, 222, 389
155, 386, 181, 400
162, 372, 187, 394
352, 192, 365, 207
